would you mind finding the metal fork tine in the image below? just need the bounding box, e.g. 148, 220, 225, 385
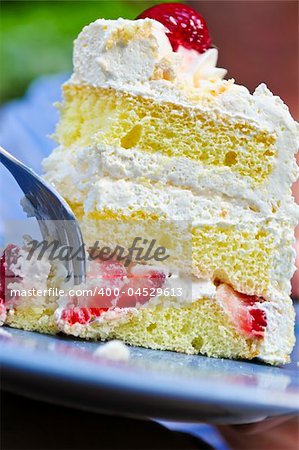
0, 146, 86, 285
40, 218, 73, 281
64, 219, 85, 284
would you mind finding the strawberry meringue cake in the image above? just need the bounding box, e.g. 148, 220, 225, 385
1, 3, 298, 364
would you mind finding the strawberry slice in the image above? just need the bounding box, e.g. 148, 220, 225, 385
88, 259, 127, 281
65, 260, 127, 309
59, 262, 167, 325
60, 307, 108, 325
116, 268, 166, 308
0, 244, 21, 304
86, 261, 166, 309
0, 244, 22, 324
216, 284, 267, 339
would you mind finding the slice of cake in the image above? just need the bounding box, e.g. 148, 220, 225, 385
1, 3, 298, 364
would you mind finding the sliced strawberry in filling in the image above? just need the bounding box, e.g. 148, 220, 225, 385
0, 244, 23, 324
0, 244, 22, 305
60, 307, 108, 325
88, 259, 126, 281
216, 283, 267, 339
88, 261, 166, 309
60, 261, 167, 325
116, 268, 166, 308
83, 259, 128, 308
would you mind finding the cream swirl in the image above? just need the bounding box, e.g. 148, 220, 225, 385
176, 46, 227, 86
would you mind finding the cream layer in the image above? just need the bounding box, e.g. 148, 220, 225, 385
44, 144, 298, 220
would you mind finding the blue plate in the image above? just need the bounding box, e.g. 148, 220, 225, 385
0, 323, 298, 424
0, 76, 298, 424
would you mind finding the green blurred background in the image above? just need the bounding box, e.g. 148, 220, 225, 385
0, 1, 164, 103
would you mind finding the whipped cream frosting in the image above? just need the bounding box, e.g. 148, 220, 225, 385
8, 248, 51, 297
176, 46, 227, 85
70, 18, 226, 92
257, 291, 295, 364
82, 176, 267, 224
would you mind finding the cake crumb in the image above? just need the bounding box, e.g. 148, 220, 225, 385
93, 340, 130, 361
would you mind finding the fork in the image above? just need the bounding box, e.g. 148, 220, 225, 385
0, 146, 86, 285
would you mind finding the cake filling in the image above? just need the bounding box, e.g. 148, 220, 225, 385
1, 244, 267, 342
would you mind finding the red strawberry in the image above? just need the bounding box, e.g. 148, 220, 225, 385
68, 260, 128, 309
60, 307, 108, 326
60, 260, 167, 325
216, 284, 267, 339
138, 3, 211, 53
85, 261, 166, 309
249, 308, 267, 335
116, 268, 166, 308
89, 259, 127, 281
85, 259, 127, 308
0, 244, 21, 304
